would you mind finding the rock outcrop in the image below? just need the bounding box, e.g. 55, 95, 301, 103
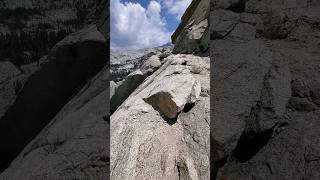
110, 47, 176, 111
0, 62, 25, 119
0, 0, 110, 177
97, 0, 109, 40
172, 0, 210, 54
111, 54, 210, 180
210, 0, 320, 179
111, 45, 172, 82
0, 61, 41, 169
0, 23, 108, 177
0, 63, 109, 179
0, 60, 41, 121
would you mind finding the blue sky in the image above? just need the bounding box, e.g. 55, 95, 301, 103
111, 0, 192, 49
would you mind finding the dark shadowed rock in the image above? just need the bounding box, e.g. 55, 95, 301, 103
0, 0, 110, 178
0, 25, 107, 171
97, 0, 109, 40
0, 62, 22, 119
310, 82, 320, 106
0, 64, 109, 179
210, 1, 320, 179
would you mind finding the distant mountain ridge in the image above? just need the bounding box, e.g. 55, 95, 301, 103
0, 0, 99, 33
0, 0, 99, 65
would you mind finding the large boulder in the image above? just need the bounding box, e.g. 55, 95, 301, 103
211, 1, 320, 179
110, 54, 163, 113
143, 67, 201, 119
111, 54, 210, 180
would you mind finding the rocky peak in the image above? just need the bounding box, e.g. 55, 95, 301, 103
171, 0, 210, 54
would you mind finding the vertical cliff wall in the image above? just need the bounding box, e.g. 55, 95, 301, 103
172, 0, 210, 54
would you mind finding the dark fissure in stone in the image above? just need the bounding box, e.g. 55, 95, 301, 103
232, 128, 274, 163
183, 103, 195, 113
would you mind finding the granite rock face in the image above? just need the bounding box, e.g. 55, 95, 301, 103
0, 60, 42, 122
210, 0, 320, 179
0, 62, 26, 120
97, 0, 109, 40
111, 54, 210, 180
0, 60, 44, 170
172, 0, 210, 54
0, 63, 109, 180
0, 0, 110, 177
110, 54, 163, 113
0, 24, 108, 178
110, 44, 172, 82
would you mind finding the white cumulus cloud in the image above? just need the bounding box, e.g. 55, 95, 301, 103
110, 0, 172, 50
161, 0, 192, 20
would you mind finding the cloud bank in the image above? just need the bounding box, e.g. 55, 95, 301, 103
162, 0, 192, 20
111, 0, 170, 49
110, 0, 191, 50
